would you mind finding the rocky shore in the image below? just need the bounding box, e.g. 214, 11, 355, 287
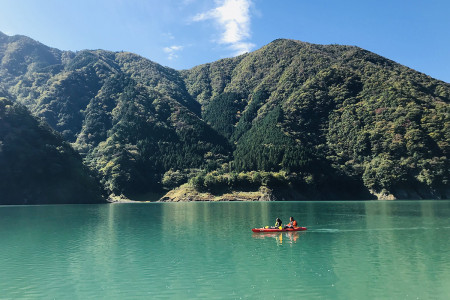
158, 184, 275, 202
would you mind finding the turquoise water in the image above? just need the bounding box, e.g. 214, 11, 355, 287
0, 201, 449, 299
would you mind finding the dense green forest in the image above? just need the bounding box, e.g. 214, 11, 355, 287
181, 40, 450, 199
0, 97, 105, 204
0, 32, 449, 201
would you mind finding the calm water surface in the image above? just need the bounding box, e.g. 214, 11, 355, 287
0, 201, 449, 299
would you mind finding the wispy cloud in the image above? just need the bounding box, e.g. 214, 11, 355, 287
193, 0, 255, 55
162, 32, 175, 40
163, 45, 184, 60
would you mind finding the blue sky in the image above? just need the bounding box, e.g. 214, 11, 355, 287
0, 0, 449, 82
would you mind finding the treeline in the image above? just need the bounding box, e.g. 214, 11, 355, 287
190, 171, 291, 193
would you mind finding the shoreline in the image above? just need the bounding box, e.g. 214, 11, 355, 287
111, 184, 450, 202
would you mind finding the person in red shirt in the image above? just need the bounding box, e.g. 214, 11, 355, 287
285, 217, 298, 228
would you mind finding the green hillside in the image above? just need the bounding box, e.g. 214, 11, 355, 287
0, 32, 448, 200
0, 32, 230, 198
182, 39, 450, 199
0, 97, 105, 204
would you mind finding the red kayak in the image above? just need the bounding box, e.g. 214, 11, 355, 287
252, 227, 307, 233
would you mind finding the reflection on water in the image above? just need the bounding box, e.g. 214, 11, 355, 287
252, 231, 305, 245
0, 201, 449, 299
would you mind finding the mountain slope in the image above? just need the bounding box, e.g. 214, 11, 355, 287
181, 39, 450, 199
0, 32, 230, 197
0, 97, 105, 204
1, 32, 449, 200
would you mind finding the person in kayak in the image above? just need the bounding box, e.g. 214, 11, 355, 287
274, 218, 282, 228
285, 217, 298, 228
267, 218, 283, 229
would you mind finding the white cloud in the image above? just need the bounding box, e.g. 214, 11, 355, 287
230, 41, 255, 54
193, 0, 255, 55
163, 45, 184, 60
163, 32, 175, 40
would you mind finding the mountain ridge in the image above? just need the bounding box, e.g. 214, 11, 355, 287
0, 31, 448, 201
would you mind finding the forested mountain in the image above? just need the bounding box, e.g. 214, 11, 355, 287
0, 97, 105, 204
0, 32, 449, 200
0, 31, 230, 198
181, 39, 450, 199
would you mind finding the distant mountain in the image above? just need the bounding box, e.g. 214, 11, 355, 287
0, 97, 105, 204
0, 32, 448, 200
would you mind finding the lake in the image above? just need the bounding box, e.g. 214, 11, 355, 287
0, 201, 449, 299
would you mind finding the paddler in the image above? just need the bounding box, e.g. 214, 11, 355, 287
285, 217, 298, 228
274, 218, 283, 228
